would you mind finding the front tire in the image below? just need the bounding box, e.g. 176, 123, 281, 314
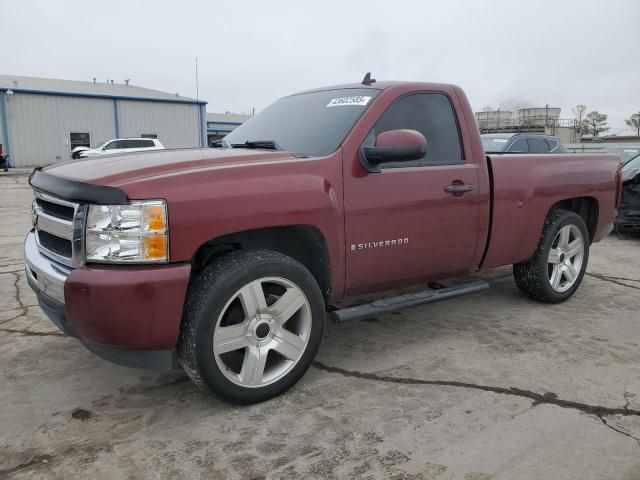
178, 250, 324, 404
513, 209, 589, 303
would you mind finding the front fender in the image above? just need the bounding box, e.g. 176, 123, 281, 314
119, 153, 345, 297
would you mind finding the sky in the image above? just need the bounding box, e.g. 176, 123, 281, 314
1, 0, 639, 133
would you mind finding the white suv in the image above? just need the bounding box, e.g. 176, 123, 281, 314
76, 138, 164, 158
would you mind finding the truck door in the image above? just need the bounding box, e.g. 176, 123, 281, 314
343, 92, 481, 295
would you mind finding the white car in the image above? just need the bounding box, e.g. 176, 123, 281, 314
77, 138, 164, 158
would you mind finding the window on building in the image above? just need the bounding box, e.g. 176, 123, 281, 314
368, 93, 464, 167
70, 132, 91, 151
141, 134, 158, 139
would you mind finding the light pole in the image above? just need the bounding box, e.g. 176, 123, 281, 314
576, 105, 586, 142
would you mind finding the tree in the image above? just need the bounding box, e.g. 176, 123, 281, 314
581, 111, 609, 137
625, 113, 640, 136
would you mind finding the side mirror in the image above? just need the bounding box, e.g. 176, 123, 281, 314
361, 129, 427, 172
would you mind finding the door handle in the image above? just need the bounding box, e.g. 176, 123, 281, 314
444, 182, 474, 196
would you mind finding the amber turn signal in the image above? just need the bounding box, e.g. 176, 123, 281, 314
145, 204, 167, 232
142, 235, 167, 260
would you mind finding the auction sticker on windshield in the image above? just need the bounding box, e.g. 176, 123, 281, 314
326, 96, 372, 107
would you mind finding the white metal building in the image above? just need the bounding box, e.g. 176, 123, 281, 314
206, 112, 251, 145
0, 75, 207, 167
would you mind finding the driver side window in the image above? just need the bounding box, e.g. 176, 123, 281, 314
366, 93, 464, 169
104, 141, 118, 150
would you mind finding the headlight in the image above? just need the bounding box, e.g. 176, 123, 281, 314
85, 200, 168, 263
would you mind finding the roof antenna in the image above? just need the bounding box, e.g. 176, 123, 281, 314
361, 72, 376, 86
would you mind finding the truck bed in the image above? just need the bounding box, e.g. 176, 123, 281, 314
480, 153, 620, 270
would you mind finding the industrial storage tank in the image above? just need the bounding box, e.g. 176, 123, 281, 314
475, 110, 513, 130
516, 107, 561, 127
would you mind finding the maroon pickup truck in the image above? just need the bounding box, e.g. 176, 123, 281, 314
25, 77, 622, 403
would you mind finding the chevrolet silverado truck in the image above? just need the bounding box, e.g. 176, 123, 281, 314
25, 76, 622, 403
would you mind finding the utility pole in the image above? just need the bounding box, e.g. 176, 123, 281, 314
195, 57, 199, 101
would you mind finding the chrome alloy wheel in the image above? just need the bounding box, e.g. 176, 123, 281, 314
548, 224, 585, 293
213, 277, 312, 388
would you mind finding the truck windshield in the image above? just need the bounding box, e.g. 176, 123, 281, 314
223, 88, 380, 157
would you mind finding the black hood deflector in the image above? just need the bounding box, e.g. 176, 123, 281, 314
29, 168, 128, 204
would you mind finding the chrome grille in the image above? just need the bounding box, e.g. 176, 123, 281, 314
35, 197, 74, 220
38, 230, 73, 257
33, 192, 86, 267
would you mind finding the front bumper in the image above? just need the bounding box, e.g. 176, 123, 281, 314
24, 231, 191, 370
25, 230, 70, 305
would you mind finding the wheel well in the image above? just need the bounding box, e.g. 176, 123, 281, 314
190, 226, 331, 301
550, 197, 598, 242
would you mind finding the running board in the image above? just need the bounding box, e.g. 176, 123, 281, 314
330, 280, 489, 323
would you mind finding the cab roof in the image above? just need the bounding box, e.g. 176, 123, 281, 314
292, 81, 459, 96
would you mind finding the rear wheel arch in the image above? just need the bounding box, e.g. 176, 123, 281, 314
548, 196, 598, 242
189, 225, 332, 303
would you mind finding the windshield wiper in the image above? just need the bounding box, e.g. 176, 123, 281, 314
231, 140, 282, 151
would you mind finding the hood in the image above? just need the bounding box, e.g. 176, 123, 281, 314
44, 148, 298, 187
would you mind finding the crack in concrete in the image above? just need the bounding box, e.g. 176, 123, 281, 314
312, 361, 640, 418
12, 271, 26, 311
586, 272, 640, 291
0, 441, 115, 476
0, 454, 54, 476
589, 273, 640, 283
598, 415, 640, 447
0, 312, 28, 325
314, 362, 640, 447
0, 303, 38, 326
0, 328, 65, 337
0, 269, 23, 275
2, 304, 38, 312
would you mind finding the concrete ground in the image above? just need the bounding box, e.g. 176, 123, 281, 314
1, 171, 639, 480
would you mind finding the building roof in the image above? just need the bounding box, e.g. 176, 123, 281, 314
0, 74, 205, 104
206, 112, 251, 124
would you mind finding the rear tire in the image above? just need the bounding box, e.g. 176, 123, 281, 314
178, 249, 324, 404
513, 209, 589, 303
